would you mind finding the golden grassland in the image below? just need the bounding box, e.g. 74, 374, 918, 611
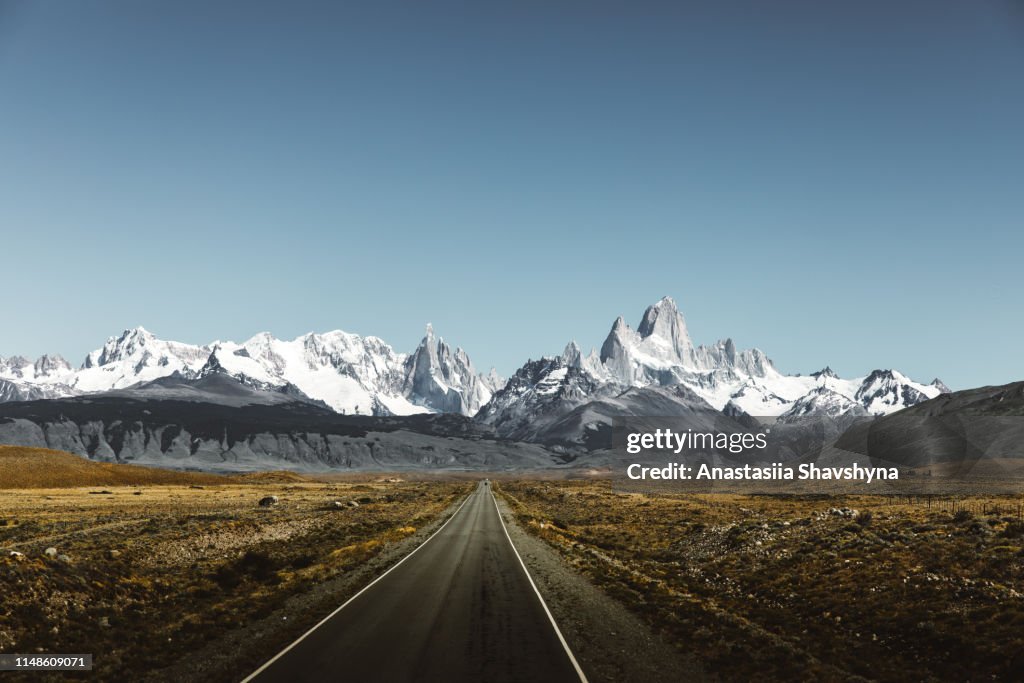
497, 480, 1024, 682
0, 446, 232, 488
0, 456, 470, 681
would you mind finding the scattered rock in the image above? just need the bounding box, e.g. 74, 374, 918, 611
107, 549, 122, 559
98, 616, 110, 628
89, 490, 113, 495
330, 501, 345, 510
828, 507, 858, 518
8, 551, 25, 561
57, 554, 72, 563
347, 500, 360, 508
44, 547, 58, 558
258, 496, 279, 508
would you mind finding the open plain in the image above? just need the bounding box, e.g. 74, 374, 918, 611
498, 480, 1024, 682
0, 448, 471, 681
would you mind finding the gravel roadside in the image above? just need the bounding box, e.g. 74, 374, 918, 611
493, 493, 711, 683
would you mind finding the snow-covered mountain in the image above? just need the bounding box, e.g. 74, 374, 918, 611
475, 354, 614, 442
402, 324, 500, 415
1, 296, 947, 428
475, 297, 948, 441
778, 386, 869, 419
0, 354, 78, 402
77, 328, 212, 392
0, 354, 74, 381
0, 378, 67, 403
599, 297, 772, 384
1, 326, 500, 417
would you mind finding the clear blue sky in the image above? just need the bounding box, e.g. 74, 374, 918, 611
1, 1, 1022, 389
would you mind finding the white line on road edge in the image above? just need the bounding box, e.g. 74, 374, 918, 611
240, 491, 474, 682
489, 489, 590, 683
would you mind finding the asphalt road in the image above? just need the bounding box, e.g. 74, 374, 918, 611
245, 482, 586, 683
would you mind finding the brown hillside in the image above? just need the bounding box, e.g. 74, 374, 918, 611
235, 470, 311, 484
0, 446, 230, 488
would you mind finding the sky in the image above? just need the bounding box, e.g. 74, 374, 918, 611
1, 0, 1022, 389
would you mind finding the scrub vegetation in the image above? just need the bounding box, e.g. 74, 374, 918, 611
498, 480, 1024, 682
0, 448, 468, 681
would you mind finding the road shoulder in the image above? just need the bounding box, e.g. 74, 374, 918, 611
493, 493, 710, 683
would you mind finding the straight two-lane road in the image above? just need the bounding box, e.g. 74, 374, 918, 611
245, 482, 586, 683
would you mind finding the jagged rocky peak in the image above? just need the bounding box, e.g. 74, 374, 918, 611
85, 326, 154, 367
861, 369, 898, 384
83, 326, 209, 372
855, 369, 934, 415
0, 353, 77, 399
33, 354, 72, 377
475, 354, 605, 432
781, 386, 868, 419
561, 340, 583, 368
483, 367, 505, 392
0, 355, 39, 380
599, 316, 635, 379
300, 330, 343, 365
403, 323, 494, 416
691, 338, 773, 378
493, 355, 601, 404
812, 366, 838, 379
513, 356, 566, 385
931, 378, 951, 394
637, 295, 693, 352
196, 348, 229, 378
599, 297, 775, 384
716, 338, 738, 363
601, 316, 632, 352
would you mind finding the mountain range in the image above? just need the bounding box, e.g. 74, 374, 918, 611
0, 324, 501, 417
475, 297, 947, 447
1, 297, 946, 419
0, 297, 953, 460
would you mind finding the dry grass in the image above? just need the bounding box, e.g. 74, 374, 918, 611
0, 477, 470, 681
0, 446, 230, 488
498, 480, 1024, 682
